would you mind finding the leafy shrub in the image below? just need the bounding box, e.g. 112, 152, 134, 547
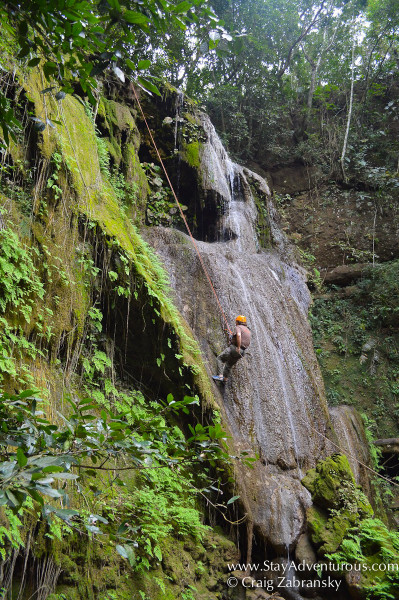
0, 228, 44, 320
327, 519, 399, 600
358, 261, 399, 326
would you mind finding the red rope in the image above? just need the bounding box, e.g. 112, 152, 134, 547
131, 83, 232, 335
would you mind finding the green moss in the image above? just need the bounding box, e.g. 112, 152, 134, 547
326, 518, 399, 599
306, 505, 329, 546
183, 141, 202, 168
310, 289, 399, 438
49, 529, 238, 600
307, 505, 360, 555
304, 453, 357, 509
249, 182, 271, 249
182, 112, 200, 125
123, 142, 149, 221
302, 467, 317, 495
98, 98, 141, 150
304, 455, 374, 558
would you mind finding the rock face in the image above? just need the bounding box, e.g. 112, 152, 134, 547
322, 263, 368, 286
328, 406, 373, 495
146, 108, 336, 554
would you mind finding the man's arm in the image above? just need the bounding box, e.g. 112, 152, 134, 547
235, 327, 241, 351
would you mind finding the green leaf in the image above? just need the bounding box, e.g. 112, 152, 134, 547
53, 508, 79, 520
116, 544, 128, 558
42, 465, 64, 473
34, 485, 62, 498
5, 489, 19, 507
51, 473, 78, 480
116, 543, 136, 566
91, 514, 108, 524
117, 522, 129, 535
28, 488, 44, 505
137, 76, 161, 96
28, 58, 41, 67
18, 389, 40, 398
16, 448, 28, 468
107, 0, 121, 9
227, 495, 240, 505
172, 1, 192, 13
125, 58, 136, 70
85, 524, 101, 533
123, 11, 149, 25
138, 59, 151, 70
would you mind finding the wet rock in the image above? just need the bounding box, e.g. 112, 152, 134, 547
207, 576, 219, 591
250, 470, 312, 553
361, 338, 377, 353
322, 263, 368, 286
246, 590, 273, 600
345, 569, 363, 600
328, 407, 373, 497
295, 533, 316, 567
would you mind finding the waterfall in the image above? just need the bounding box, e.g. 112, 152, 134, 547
174, 91, 184, 198
146, 113, 333, 554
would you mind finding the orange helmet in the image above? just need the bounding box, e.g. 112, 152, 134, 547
236, 315, 247, 324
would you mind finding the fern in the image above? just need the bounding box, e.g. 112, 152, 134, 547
0, 508, 24, 560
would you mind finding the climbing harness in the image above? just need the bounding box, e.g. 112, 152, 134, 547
131, 82, 399, 491
130, 83, 232, 336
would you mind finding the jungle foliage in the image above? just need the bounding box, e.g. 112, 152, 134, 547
310, 261, 399, 437
0, 388, 232, 569
0, 0, 222, 146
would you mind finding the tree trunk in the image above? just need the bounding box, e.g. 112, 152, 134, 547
340, 37, 355, 182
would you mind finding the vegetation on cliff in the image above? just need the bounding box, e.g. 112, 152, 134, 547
303, 454, 399, 600
0, 56, 240, 597
1, 0, 399, 598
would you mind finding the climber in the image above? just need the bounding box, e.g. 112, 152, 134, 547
212, 315, 251, 384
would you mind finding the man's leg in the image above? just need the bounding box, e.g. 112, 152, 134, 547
216, 346, 231, 379
222, 345, 241, 380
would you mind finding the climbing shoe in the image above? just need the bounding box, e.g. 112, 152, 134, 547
212, 375, 226, 384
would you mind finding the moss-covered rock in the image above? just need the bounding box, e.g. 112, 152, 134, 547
183, 140, 203, 168
303, 453, 358, 509
301, 455, 399, 597
303, 454, 374, 558
307, 505, 360, 555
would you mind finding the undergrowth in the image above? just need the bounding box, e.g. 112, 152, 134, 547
310, 263, 399, 437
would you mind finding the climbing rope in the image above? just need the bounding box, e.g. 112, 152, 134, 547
130, 83, 232, 335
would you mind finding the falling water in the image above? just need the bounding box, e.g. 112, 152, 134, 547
146, 112, 333, 555
174, 90, 184, 150
174, 91, 185, 198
